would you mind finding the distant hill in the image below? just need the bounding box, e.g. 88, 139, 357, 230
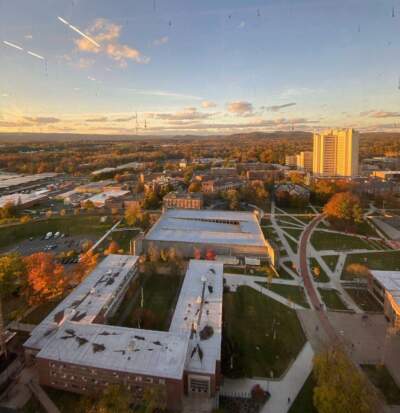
0, 130, 398, 143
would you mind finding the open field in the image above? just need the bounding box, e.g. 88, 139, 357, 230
283, 228, 303, 240
257, 283, 309, 308
311, 231, 376, 251
321, 255, 339, 272
222, 286, 306, 378
0, 215, 113, 250
309, 258, 330, 283
318, 288, 348, 311
342, 251, 400, 280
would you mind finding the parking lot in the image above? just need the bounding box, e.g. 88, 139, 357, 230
8, 232, 98, 261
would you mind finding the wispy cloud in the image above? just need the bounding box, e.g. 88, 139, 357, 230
85, 116, 108, 122
153, 36, 168, 46
128, 89, 202, 100
73, 18, 149, 67
24, 116, 60, 124
360, 110, 400, 118
147, 107, 213, 121
263, 102, 296, 112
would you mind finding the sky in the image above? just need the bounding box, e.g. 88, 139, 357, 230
0, 0, 400, 135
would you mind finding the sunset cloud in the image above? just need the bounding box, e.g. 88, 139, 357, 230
360, 110, 400, 118
227, 101, 253, 115
74, 18, 149, 67
85, 116, 108, 122
201, 100, 217, 108
24, 116, 60, 124
148, 107, 213, 121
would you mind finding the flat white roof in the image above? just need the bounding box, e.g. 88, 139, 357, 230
0, 192, 48, 207
25, 255, 139, 351
0, 173, 57, 189
37, 322, 189, 380
170, 260, 223, 376
88, 190, 130, 204
371, 270, 400, 306
145, 209, 266, 247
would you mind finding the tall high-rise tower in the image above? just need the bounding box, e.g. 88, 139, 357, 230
312, 128, 359, 177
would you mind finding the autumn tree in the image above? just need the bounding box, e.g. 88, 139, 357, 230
125, 205, 150, 229
81, 385, 132, 413
188, 181, 201, 193
323, 192, 362, 228
0, 253, 26, 356
72, 250, 99, 284
142, 384, 167, 413
23, 253, 66, 304
105, 240, 120, 255
313, 347, 382, 413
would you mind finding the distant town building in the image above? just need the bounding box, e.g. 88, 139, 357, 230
0, 172, 58, 195
368, 271, 400, 329
0, 191, 49, 209
82, 190, 131, 208
312, 128, 359, 177
210, 167, 238, 178
296, 151, 313, 172
201, 178, 243, 194
275, 183, 310, 204
285, 155, 297, 168
246, 169, 283, 182
163, 191, 203, 210
371, 171, 400, 181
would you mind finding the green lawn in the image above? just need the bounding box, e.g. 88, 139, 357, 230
257, 283, 309, 308
278, 206, 315, 215
284, 235, 298, 253
289, 373, 318, 413
342, 251, 400, 280
321, 255, 339, 272
361, 365, 400, 405
344, 288, 383, 312
112, 272, 182, 331
222, 286, 306, 378
309, 258, 330, 283
277, 265, 294, 279
21, 396, 46, 413
318, 288, 348, 310
311, 231, 375, 251
284, 228, 303, 240
0, 215, 113, 250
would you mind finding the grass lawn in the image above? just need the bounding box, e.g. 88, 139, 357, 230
283, 228, 303, 240
317, 288, 348, 310
342, 251, 400, 280
257, 283, 309, 308
353, 220, 380, 237
277, 217, 304, 228
21, 396, 46, 413
311, 231, 375, 251
361, 365, 400, 405
278, 206, 315, 215
288, 373, 318, 413
277, 265, 294, 279
284, 235, 298, 253
321, 255, 339, 272
344, 288, 383, 312
309, 258, 330, 283
222, 286, 306, 378
0, 215, 112, 250
115, 272, 182, 331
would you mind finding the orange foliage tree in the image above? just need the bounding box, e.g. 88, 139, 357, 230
72, 250, 100, 284
23, 253, 66, 304
323, 192, 362, 228
105, 241, 120, 255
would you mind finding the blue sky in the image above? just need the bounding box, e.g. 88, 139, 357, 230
0, 0, 400, 135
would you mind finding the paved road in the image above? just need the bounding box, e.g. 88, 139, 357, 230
298, 214, 338, 343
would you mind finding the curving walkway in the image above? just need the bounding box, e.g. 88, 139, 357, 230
298, 215, 339, 342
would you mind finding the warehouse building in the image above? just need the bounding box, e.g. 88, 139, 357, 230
142, 209, 269, 260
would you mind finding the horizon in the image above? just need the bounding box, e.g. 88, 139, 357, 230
1, 0, 400, 136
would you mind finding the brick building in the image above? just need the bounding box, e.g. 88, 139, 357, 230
163, 191, 203, 210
